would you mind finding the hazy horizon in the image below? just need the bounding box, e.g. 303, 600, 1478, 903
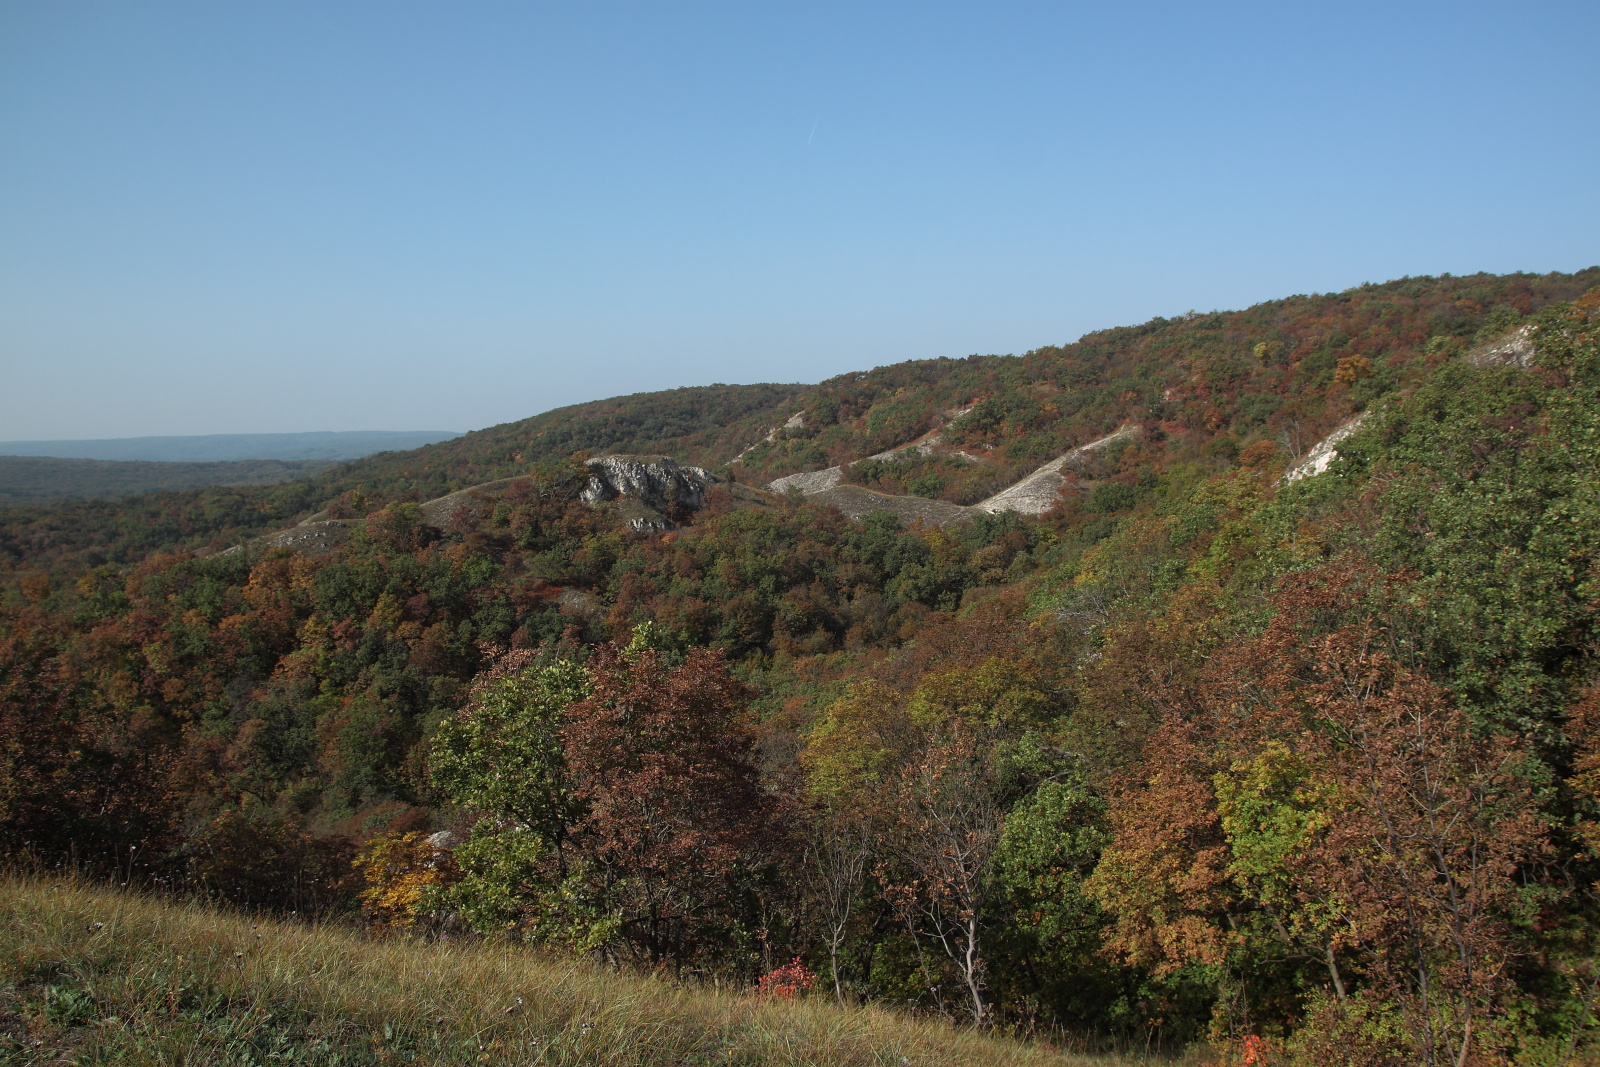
0, 429, 464, 463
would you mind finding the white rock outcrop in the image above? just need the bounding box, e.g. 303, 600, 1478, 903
581, 455, 715, 511
1466, 324, 1536, 369
765, 423, 1143, 522
765, 406, 980, 493
768, 466, 844, 494
1284, 413, 1368, 483
974, 426, 1140, 515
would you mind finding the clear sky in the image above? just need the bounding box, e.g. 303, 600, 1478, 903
2, 2, 1596, 440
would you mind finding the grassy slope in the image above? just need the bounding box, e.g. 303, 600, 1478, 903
0, 877, 1129, 1067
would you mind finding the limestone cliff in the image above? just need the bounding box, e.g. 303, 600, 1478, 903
581, 455, 719, 531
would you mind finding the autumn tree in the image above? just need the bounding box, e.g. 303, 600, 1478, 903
1289, 630, 1547, 1067
352, 829, 456, 928
1236, 572, 1547, 1062
560, 643, 785, 968
878, 724, 1005, 1024
1084, 725, 1232, 978
0, 616, 179, 870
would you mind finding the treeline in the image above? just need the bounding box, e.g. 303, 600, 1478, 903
0, 384, 808, 581
2, 277, 1599, 1062
0, 477, 331, 578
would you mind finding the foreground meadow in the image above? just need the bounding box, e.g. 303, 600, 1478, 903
0, 876, 1153, 1066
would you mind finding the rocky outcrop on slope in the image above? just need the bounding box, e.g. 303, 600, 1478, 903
1465, 324, 1536, 369
733, 412, 806, 464
764, 407, 983, 497
217, 519, 353, 558
758, 405, 981, 495
581, 455, 714, 509
554, 586, 605, 619
580, 455, 718, 530
973, 426, 1140, 515
407, 456, 719, 534
259, 520, 353, 554
762, 424, 1142, 526
230, 454, 729, 560
768, 466, 844, 495
863, 407, 982, 465
417, 477, 529, 528
1284, 413, 1368, 483
805, 485, 974, 525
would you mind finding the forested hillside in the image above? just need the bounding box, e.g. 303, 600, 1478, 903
4, 270, 1600, 1063
4, 272, 1591, 580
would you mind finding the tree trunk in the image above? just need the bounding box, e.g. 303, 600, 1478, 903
1326, 942, 1347, 1003
962, 912, 987, 1025
828, 924, 846, 1004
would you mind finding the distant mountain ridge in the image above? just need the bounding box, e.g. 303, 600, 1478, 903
0, 430, 462, 463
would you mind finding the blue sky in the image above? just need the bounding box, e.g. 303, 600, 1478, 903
2, 2, 1596, 440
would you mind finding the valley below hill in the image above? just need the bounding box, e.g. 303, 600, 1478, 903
0, 455, 342, 505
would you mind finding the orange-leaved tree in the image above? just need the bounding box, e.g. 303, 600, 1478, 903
1217, 569, 1548, 1065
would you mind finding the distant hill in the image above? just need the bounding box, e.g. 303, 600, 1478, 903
0, 456, 341, 506
0, 430, 462, 463
3, 269, 1597, 578
322, 383, 811, 504
333, 269, 1600, 503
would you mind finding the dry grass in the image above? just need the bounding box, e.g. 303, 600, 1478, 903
0, 875, 1152, 1066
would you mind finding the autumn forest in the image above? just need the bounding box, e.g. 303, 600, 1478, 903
5, 270, 1600, 1065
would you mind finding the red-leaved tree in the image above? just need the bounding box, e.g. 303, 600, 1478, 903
561, 645, 784, 967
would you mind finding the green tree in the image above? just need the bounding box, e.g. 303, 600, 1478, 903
989, 775, 1114, 1027
429, 651, 590, 937
430, 653, 589, 858
1214, 743, 1350, 1001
